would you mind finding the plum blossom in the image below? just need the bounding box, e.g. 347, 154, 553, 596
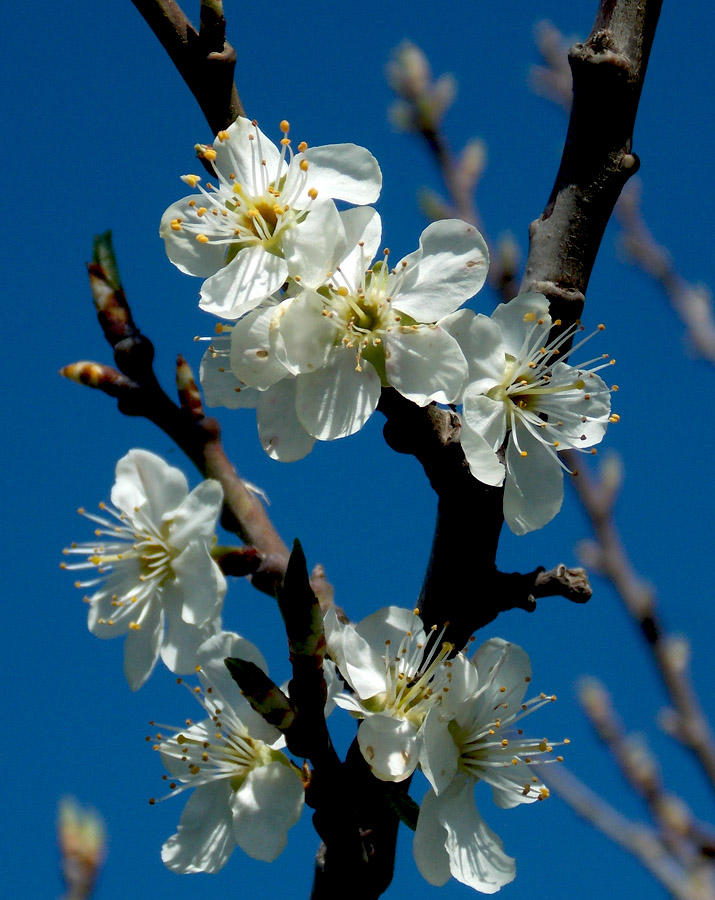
324, 606, 460, 782
451, 292, 614, 534
160, 117, 381, 319
224, 209, 488, 453
152, 632, 305, 874
62, 450, 226, 690
414, 638, 564, 893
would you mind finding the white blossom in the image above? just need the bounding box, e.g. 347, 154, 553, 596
451, 292, 614, 534
414, 638, 564, 893
160, 117, 381, 319
226, 209, 489, 449
62, 450, 226, 690
324, 606, 459, 782
153, 632, 304, 873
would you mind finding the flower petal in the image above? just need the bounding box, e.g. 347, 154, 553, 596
459, 419, 506, 487
256, 380, 316, 462
162, 781, 235, 874
357, 714, 419, 781
298, 143, 382, 204
396, 220, 489, 321
337, 207, 382, 285
419, 708, 459, 795
503, 427, 563, 534
278, 291, 337, 375
212, 117, 283, 194
282, 200, 346, 288
123, 599, 163, 691
491, 292, 551, 360
445, 311, 506, 391
438, 778, 516, 893
199, 246, 288, 319
169, 479, 224, 547
200, 342, 260, 410
111, 449, 188, 522
229, 305, 290, 389
230, 763, 304, 861
160, 197, 229, 277
295, 350, 381, 440
386, 325, 467, 405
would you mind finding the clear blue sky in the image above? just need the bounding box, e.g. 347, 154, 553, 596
4, 2, 715, 898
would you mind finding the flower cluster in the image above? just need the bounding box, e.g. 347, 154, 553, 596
326, 607, 565, 893
162, 117, 489, 460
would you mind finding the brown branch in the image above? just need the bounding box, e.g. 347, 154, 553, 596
521, 0, 663, 330
130, 0, 244, 133
62, 233, 290, 596
616, 179, 715, 365
565, 451, 715, 798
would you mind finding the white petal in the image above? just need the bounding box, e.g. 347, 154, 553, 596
112, 449, 188, 521
459, 419, 506, 487
199, 246, 288, 319
160, 598, 210, 673
162, 781, 235, 874
462, 391, 508, 450
230, 762, 304, 861
168, 478, 224, 547
491, 292, 551, 360
295, 350, 381, 440
283, 200, 346, 288
438, 778, 516, 893
355, 606, 426, 652
256, 380, 316, 462
472, 638, 531, 709
337, 207, 382, 285
200, 343, 260, 409
170, 544, 225, 626
357, 715, 419, 781
123, 599, 163, 690
212, 117, 283, 194
386, 326, 467, 405
413, 788, 451, 887
503, 428, 563, 534
419, 708, 459, 795
396, 220, 489, 321
340, 623, 391, 698
445, 311, 506, 390
298, 143, 382, 204
229, 305, 290, 389
278, 291, 336, 375
160, 197, 229, 277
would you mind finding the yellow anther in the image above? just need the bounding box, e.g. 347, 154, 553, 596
280, 137, 290, 146
203, 148, 217, 161
337, 286, 349, 296
181, 174, 201, 187
196, 207, 207, 217
300, 159, 309, 172
298, 141, 308, 152
553, 319, 562, 326
609, 414, 620, 423
280, 120, 290, 133
598, 323, 606, 330
308, 187, 318, 199
128, 622, 141, 631
539, 787, 551, 799
520, 451, 528, 458
523, 311, 536, 322
501, 739, 509, 747
232, 183, 243, 195
196, 234, 209, 243
170, 221, 182, 231
217, 130, 230, 142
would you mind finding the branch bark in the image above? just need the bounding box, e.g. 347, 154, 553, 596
521, 0, 663, 329
130, 0, 244, 133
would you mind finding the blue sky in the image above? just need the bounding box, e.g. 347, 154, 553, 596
4, 1, 715, 898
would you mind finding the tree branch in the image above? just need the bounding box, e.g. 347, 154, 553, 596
61, 232, 290, 595
521, 0, 663, 329
130, 0, 244, 133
